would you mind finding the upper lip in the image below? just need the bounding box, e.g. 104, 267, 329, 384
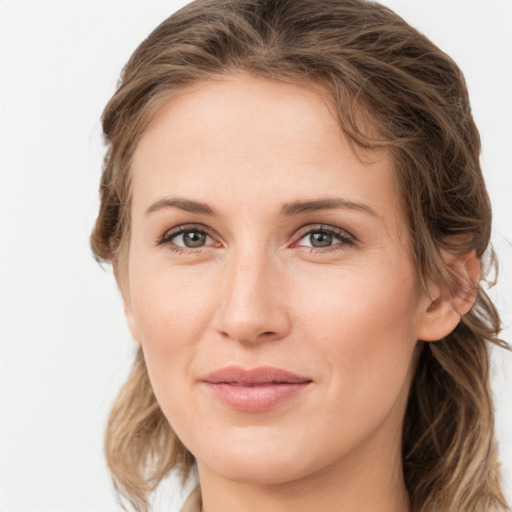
203, 366, 312, 385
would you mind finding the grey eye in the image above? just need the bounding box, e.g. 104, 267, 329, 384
309, 231, 333, 247
174, 230, 210, 248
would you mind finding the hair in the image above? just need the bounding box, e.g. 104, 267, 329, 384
90, 0, 510, 511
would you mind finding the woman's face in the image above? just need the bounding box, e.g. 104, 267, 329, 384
125, 73, 433, 488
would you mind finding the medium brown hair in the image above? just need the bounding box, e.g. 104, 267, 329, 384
91, 0, 510, 510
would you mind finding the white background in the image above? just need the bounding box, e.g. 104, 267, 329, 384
1, 1, 511, 511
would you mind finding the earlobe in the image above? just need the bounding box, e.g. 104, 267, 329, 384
417, 250, 480, 342
124, 302, 142, 345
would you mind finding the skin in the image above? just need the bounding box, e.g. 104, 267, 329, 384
124, 73, 477, 512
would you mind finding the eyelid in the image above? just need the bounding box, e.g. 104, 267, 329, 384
292, 223, 356, 247
157, 223, 220, 247
156, 222, 356, 251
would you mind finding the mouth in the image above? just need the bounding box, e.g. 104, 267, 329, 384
202, 366, 313, 412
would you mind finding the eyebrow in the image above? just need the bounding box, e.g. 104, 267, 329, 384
279, 198, 379, 218
145, 197, 379, 218
145, 198, 219, 216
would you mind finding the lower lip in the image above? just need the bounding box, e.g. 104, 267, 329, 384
205, 382, 310, 412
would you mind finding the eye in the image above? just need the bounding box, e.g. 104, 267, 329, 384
174, 230, 211, 248
295, 225, 354, 251
158, 225, 217, 250
302, 231, 336, 248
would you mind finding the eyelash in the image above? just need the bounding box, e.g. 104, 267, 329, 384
157, 223, 355, 254
293, 224, 355, 253
157, 224, 218, 253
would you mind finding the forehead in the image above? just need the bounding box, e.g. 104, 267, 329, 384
131, 73, 404, 235
136, 73, 344, 165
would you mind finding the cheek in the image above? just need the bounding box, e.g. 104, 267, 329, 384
130, 258, 215, 341
291, 261, 420, 405
128, 259, 218, 397
292, 258, 420, 343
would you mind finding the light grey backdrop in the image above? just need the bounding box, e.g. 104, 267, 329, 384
1, 1, 511, 510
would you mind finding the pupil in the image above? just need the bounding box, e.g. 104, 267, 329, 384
310, 231, 332, 247
184, 231, 206, 248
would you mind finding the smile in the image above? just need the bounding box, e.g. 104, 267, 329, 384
203, 366, 313, 412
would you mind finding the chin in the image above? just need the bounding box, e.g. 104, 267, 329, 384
208, 454, 310, 486
192, 427, 327, 486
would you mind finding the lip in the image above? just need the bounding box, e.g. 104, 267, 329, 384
202, 366, 312, 412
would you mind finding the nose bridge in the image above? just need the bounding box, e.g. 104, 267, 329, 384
215, 243, 290, 344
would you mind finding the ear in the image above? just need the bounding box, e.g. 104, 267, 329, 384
417, 250, 480, 342
124, 302, 142, 345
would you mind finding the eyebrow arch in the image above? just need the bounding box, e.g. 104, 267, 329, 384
280, 198, 379, 218
145, 198, 219, 216
145, 196, 379, 219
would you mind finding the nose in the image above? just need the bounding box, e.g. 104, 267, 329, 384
213, 249, 291, 345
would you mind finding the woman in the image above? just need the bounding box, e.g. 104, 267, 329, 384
90, 0, 510, 511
